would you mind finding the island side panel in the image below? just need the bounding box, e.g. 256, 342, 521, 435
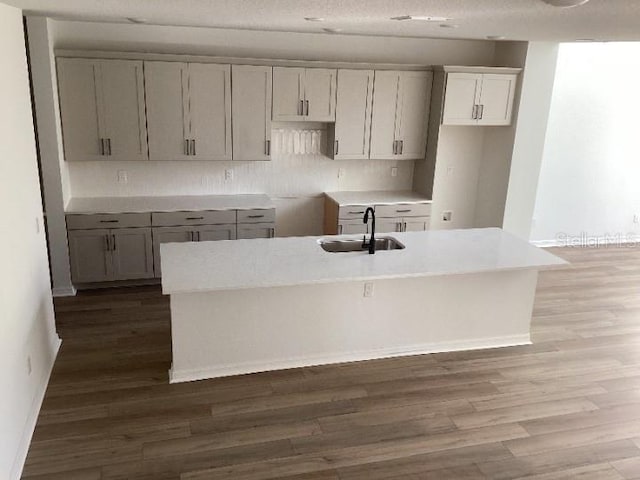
168, 269, 538, 383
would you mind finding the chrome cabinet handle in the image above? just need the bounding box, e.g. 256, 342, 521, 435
348, 211, 365, 215
392, 140, 397, 155
265, 140, 271, 155
269, 228, 275, 238
299, 99, 304, 116
479, 105, 485, 120
338, 224, 343, 235
399, 140, 404, 155
185, 216, 204, 220
402, 222, 407, 232
248, 215, 265, 219
104, 235, 110, 251
107, 138, 112, 156
184, 139, 190, 155
396, 209, 412, 213
100, 138, 105, 156
334, 140, 339, 156
99, 220, 119, 223
111, 235, 117, 251
304, 100, 309, 116
472, 104, 478, 120
190, 139, 196, 156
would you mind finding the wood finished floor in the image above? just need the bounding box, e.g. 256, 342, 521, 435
22, 246, 640, 479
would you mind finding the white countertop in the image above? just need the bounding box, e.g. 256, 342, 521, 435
161, 228, 567, 294
65, 194, 275, 214
325, 190, 432, 206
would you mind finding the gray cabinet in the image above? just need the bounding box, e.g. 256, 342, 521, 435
232, 65, 273, 161
272, 67, 336, 122
145, 61, 232, 161
57, 58, 148, 162
369, 70, 433, 160
67, 223, 154, 283
237, 223, 276, 239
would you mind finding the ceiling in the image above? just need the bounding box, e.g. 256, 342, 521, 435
5, 0, 640, 42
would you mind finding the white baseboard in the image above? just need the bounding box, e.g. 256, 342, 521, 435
530, 239, 563, 247
52, 285, 76, 297
10, 336, 62, 480
169, 334, 531, 383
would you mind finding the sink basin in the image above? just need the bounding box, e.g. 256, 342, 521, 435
319, 236, 405, 253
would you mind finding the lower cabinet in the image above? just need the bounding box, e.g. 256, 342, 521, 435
376, 216, 431, 233
152, 224, 237, 277
237, 222, 276, 239
338, 220, 368, 235
68, 227, 154, 283
67, 207, 275, 284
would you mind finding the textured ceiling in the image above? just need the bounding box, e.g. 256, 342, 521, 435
5, 0, 640, 41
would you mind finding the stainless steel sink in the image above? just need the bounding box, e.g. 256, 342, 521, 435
319, 236, 405, 253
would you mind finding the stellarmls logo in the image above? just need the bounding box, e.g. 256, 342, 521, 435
556, 232, 639, 248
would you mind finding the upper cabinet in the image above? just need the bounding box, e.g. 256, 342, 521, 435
441, 68, 520, 126
232, 65, 273, 161
272, 67, 337, 122
57, 58, 148, 161
145, 61, 232, 161
369, 70, 433, 160
328, 69, 374, 160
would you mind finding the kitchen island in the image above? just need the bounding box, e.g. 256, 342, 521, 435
161, 228, 566, 383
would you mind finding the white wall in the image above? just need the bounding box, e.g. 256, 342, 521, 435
502, 42, 560, 239
44, 20, 498, 237
27, 17, 74, 296
0, 4, 61, 480
531, 43, 640, 246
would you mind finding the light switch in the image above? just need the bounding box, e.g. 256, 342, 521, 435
225, 169, 234, 182
117, 170, 128, 184
391, 167, 398, 177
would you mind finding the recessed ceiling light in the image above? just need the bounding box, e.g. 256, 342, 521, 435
541, 0, 590, 7
486, 35, 506, 40
440, 24, 459, 29
304, 17, 325, 22
391, 15, 453, 22
322, 27, 342, 34
126, 17, 148, 24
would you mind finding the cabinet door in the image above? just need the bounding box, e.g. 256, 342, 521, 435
477, 74, 518, 126
272, 67, 305, 121
377, 219, 402, 234
442, 73, 483, 125
99, 60, 148, 161
196, 224, 237, 242
304, 68, 337, 122
237, 223, 275, 239
111, 228, 154, 280
67, 229, 112, 283
232, 65, 273, 161
333, 70, 373, 160
57, 58, 105, 161
188, 63, 232, 160
369, 71, 401, 160
396, 71, 432, 160
403, 216, 430, 232
145, 61, 191, 161
152, 226, 194, 277
338, 220, 368, 235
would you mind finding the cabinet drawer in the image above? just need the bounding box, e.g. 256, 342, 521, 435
338, 205, 370, 220
66, 213, 151, 230
375, 203, 432, 218
152, 210, 236, 227
237, 208, 276, 224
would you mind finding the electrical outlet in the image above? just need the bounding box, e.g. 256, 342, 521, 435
634, 214, 640, 224
117, 170, 128, 184
338, 168, 345, 179
363, 282, 374, 298
442, 211, 453, 222
225, 169, 234, 182
27, 356, 32, 375
391, 167, 398, 177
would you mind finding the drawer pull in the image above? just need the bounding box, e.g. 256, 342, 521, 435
185, 217, 204, 220
396, 209, 412, 213
348, 211, 365, 215
247, 215, 265, 219
99, 220, 119, 223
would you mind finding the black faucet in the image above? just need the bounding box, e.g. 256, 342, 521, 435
362, 207, 376, 254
